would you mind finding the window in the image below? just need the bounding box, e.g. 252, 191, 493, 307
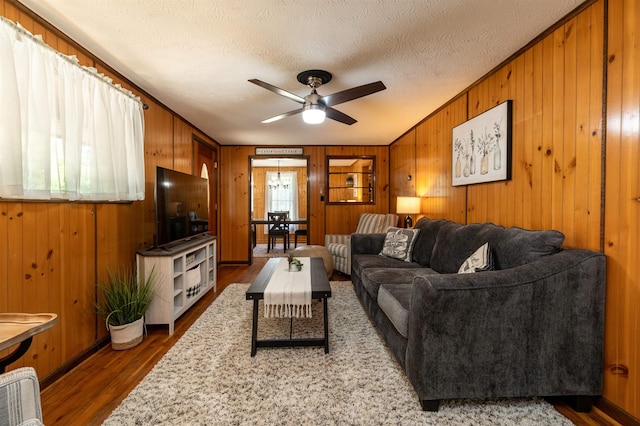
265, 171, 298, 220
0, 17, 145, 201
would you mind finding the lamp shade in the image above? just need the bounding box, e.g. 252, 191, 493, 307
396, 196, 421, 214
302, 104, 326, 124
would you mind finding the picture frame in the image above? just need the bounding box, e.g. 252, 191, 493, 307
452, 100, 512, 186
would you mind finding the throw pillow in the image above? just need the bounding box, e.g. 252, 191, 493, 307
458, 242, 494, 273
379, 227, 420, 262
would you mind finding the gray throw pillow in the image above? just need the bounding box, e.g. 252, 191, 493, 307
379, 227, 420, 262
458, 242, 494, 273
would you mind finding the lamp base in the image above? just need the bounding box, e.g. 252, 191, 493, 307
404, 215, 413, 228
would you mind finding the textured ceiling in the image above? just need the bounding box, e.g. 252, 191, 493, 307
17, 0, 585, 146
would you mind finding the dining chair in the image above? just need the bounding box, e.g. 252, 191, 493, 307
267, 211, 290, 253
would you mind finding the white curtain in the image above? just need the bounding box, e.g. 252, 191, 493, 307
0, 17, 145, 201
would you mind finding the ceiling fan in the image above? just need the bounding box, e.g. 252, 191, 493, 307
249, 69, 386, 125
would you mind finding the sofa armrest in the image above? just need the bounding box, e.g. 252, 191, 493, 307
405, 248, 606, 401
351, 233, 386, 255
325, 234, 350, 246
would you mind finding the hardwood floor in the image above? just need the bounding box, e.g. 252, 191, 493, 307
39, 259, 622, 425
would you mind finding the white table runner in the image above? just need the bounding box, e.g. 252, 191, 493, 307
264, 257, 312, 318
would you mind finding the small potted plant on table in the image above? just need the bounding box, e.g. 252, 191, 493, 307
96, 267, 156, 350
287, 253, 303, 271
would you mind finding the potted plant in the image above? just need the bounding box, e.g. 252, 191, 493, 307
287, 253, 303, 271
96, 267, 156, 350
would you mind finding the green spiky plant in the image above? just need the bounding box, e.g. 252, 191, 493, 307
96, 267, 156, 329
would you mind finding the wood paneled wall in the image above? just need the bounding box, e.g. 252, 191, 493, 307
389, 0, 640, 420
415, 96, 468, 223
218, 145, 390, 263
464, 3, 604, 250
390, 130, 416, 200
605, 0, 640, 416
0, 0, 219, 381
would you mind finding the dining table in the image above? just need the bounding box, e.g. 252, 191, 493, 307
250, 218, 307, 248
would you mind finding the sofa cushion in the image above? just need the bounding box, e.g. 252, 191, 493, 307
430, 222, 565, 273
458, 242, 494, 274
378, 283, 412, 339
361, 267, 437, 301
379, 227, 420, 262
411, 218, 452, 267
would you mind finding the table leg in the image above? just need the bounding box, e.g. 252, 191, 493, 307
0, 337, 32, 373
323, 297, 329, 354
251, 299, 259, 357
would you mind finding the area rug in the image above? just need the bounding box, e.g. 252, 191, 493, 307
253, 243, 288, 258
103, 282, 572, 425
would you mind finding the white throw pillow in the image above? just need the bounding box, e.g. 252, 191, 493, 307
458, 242, 494, 273
379, 227, 420, 263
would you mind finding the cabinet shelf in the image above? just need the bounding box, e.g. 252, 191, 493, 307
137, 236, 216, 334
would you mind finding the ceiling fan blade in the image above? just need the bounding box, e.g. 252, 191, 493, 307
325, 107, 357, 125
261, 108, 303, 124
249, 79, 306, 104
319, 81, 386, 107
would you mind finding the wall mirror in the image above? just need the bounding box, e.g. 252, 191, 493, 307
326, 156, 375, 204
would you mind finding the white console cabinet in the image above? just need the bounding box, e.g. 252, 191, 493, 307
137, 235, 216, 334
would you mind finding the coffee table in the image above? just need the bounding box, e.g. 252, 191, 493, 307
246, 257, 331, 356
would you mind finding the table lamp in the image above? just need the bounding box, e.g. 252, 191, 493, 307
396, 196, 421, 228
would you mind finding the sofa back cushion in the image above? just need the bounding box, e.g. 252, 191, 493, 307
429, 222, 565, 273
410, 217, 452, 267
354, 213, 400, 234
355, 213, 384, 234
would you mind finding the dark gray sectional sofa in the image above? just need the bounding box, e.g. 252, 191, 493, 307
350, 217, 606, 411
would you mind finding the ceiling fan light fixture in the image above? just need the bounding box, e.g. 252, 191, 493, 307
302, 104, 326, 124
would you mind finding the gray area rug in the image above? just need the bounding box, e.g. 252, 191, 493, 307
103, 282, 572, 425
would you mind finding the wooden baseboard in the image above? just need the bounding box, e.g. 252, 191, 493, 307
39, 335, 110, 390
596, 398, 640, 426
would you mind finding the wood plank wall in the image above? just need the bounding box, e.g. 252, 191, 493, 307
389, 0, 640, 420
415, 96, 469, 224
218, 145, 390, 263
0, 0, 220, 381
605, 0, 640, 416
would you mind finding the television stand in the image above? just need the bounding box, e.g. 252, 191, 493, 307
136, 235, 216, 334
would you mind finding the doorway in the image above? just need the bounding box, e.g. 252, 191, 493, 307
194, 137, 217, 240
249, 156, 309, 262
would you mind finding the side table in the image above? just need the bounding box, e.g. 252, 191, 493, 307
0, 313, 57, 373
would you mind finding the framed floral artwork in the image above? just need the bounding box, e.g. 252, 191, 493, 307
452, 100, 512, 186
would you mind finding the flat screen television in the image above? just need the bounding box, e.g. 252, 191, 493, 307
155, 166, 209, 247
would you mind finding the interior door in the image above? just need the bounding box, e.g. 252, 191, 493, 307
195, 138, 217, 238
